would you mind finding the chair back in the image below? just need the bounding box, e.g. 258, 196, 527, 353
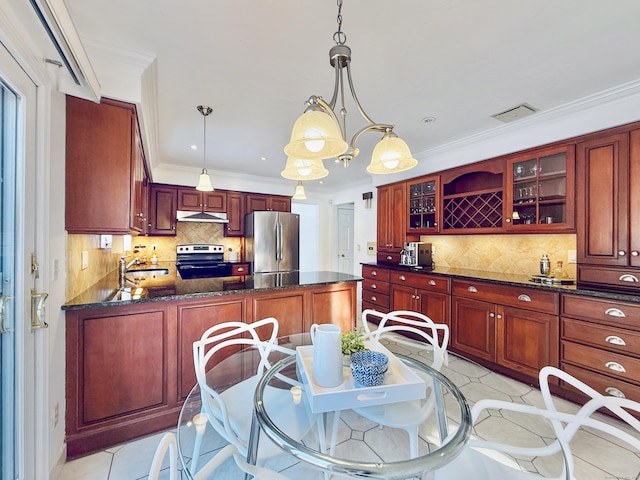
538, 366, 640, 478
192, 318, 279, 451
148, 432, 178, 480
362, 309, 449, 370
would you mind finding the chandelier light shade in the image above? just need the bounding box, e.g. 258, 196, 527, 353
282, 0, 417, 179
280, 156, 329, 181
292, 181, 307, 199
195, 105, 214, 192
367, 131, 418, 174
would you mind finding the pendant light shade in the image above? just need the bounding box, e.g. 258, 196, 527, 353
280, 156, 329, 181
284, 108, 348, 160
367, 132, 418, 174
196, 168, 214, 191
195, 105, 214, 191
292, 181, 307, 199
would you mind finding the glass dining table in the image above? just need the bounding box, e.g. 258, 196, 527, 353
177, 331, 472, 479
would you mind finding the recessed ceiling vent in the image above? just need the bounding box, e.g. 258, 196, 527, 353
492, 103, 539, 123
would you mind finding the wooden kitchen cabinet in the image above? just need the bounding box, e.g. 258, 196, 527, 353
224, 191, 246, 237
66, 96, 149, 234
407, 176, 440, 233
560, 293, 640, 404
451, 279, 559, 379
576, 129, 640, 293
505, 144, 575, 232
230, 263, 250, 275
246, 193, 291, 214
441, 157, 505, 233
389, 270, 450, 329
177, 186, 227, 213
361, 265, 391, 313
377, 182, 407, 264
147, 183, 177, 235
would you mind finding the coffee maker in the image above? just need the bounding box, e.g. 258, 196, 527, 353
400, 242, 433, 268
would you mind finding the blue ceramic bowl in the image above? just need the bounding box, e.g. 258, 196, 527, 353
350, 351, 389, 387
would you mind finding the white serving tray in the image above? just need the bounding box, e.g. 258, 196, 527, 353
295, 341, 425, 413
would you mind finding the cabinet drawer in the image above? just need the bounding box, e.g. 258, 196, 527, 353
562, 317, 640, 357
362, 290, 390, 309
561, 341, 640, 385
231, 263, 250, 275
390, 271, 450, 293
362, 278, 390, 295
377, 252, 401, 264
362, 265, 390, 282
452, 279, 559, 314
562, 363, 640, 403
562, 294, 640, 330
577, 265, 640, 294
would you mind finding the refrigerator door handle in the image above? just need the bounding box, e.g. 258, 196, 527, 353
276, 220, 282, 261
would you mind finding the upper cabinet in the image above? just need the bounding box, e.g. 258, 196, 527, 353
177, 187, 227, 213
224, 191, 246, 237
576, 129, 640, 293
441, 158, 505, 233
66, 96, 149, 234
147, 184, 177, 236
377, 182, 406, 263
407, 176, 440, 234
505, 144, 575, 232
246, 194, 291, 214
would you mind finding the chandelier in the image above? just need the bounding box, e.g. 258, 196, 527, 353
281, 0, 417, 181
195, 105, 214, 192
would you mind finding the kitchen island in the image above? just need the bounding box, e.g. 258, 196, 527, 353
63, 267, 361, 458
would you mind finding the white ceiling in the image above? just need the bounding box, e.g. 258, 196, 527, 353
64, 0, 640, 191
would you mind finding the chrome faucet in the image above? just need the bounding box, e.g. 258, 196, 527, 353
119, 255, 140, 288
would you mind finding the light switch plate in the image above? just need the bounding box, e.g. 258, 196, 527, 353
81, 251, 89, 270
568, 249, 577, 264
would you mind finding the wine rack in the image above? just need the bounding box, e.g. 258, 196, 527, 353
444, 191, 503, 229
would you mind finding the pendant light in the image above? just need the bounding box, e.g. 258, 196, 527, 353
281, 156, 329, 180
282, 0, 417, 179
292, 181, 307, 199
195, 105, 214, 192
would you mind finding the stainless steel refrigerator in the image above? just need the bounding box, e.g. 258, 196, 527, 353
245, 211, 299, 273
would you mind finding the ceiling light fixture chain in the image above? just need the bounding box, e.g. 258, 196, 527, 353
282, 0, 417, 180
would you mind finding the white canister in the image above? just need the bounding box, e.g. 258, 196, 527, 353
228, 251, 238, 262
310, 323, 343, 388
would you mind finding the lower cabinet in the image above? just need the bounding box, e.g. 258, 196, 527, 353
451, 279, 559, 380
389, 270, 451, 329
65, 282, 357, 458
560, 293, 640, 403
361, 265, 391, 313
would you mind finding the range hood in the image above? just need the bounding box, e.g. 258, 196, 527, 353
176, 210, 229, 223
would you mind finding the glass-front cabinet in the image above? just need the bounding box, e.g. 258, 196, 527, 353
506, 145, 575, 231
407, 176, 439, 233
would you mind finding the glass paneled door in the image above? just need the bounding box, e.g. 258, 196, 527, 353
0, 41, 38, 480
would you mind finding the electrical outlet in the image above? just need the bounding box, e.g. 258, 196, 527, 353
567, 249, 577, 264
53, 402, 59, 427
81, 251, 89, 270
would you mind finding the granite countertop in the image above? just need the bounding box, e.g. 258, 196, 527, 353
63, 262, 363, 310
362, 262, 640, 304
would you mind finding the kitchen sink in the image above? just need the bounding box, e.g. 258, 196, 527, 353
108, 286, 147, 302
125, 267, 170, 279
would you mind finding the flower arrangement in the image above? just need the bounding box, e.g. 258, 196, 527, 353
340, 328, 368, 356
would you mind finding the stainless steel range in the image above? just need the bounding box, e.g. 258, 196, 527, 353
175, 244, 233, 279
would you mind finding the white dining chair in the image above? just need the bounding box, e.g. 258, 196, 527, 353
355, 309, 450, 458
435, 366, 640, 479
149, 432, 290, 480
191, 317, 312, 472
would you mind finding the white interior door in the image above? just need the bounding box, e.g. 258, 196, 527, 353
0, 40, 38, 480
337, 204, 354, 274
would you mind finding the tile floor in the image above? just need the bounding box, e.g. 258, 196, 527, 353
58, 341, 640, 480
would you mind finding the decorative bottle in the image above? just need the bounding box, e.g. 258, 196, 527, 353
554, 260, 565, 279
540, 254, 550, 276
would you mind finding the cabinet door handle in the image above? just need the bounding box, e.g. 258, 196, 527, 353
0, 296, 11, 334
604, 308, 626, 318
467, 286, 478, 293
517, 294, 532, 302
371, 296, 377, 302
618, 250, 627, 256
415, 296, 420, 300
372, 271, 377, 276
632, 251, 639, 257
237, 267, 245, 272
619, 274, 639, 283
371, 284, 377, 289
605, 335, 626, 346
605, 387, 626, 398
428, 280, 436, 286
605, 361, 626, 373
489, 312, 495, 318
386, 256, 392, 260
399, 275, 406, 281
496, 314, 502, 319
